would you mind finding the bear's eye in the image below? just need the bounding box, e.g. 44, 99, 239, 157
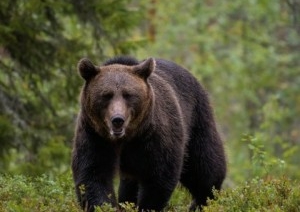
122, 92, 131, 100
122, 92, 135, 100
101, 92, 113, 100
123, 92, 140, 103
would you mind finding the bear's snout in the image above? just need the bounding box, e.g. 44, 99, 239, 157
109, 114, 126, 138
111, 115, 125, 129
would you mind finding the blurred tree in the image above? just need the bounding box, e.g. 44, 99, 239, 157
0, 0, 143, 175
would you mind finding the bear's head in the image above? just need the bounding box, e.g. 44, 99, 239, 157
78, 58, 156, 140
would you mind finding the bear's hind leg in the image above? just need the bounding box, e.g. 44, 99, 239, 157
118, 178, 138, 205
180, 170, 214, 211
180, 137, 226, 211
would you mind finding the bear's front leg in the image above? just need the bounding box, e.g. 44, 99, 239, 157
137, 178, 178, 212
118, 177, 139, 204
72, 123, 117, 212
136, 145, 182, 212
75, 176, 116, 212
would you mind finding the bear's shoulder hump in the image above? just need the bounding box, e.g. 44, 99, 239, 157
103, 56, 139, 67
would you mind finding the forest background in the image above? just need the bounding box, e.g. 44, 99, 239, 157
0, 0, 299, 211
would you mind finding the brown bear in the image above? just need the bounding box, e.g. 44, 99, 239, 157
72, 56, 226, 212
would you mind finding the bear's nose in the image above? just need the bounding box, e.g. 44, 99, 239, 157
111, 116, 125, 128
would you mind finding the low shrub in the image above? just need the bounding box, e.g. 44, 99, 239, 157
1, 174, 299, 212
204, 176, 300, 212
0, 174, 79, 212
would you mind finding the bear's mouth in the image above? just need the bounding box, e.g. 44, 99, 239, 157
110, 128, 125, 138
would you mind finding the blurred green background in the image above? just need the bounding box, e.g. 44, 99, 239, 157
0, 0, 299, 187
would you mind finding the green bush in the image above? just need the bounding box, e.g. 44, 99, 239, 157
1, 174, 299, 212
0, 174, 191, 212
0, 174, 79, 212
204, 177, 300, 212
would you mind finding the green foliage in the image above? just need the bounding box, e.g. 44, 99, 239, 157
1, 174, 299, 212
0, 0, 145, 175
204, 177, 300, 212
3, 136, 71, 176
0, 174, 192, 212
0, 115, 14, 159
0, 173, 79, 212
242, 134, 286, 178
93, 202, 139, 212
209, 133, 300, 211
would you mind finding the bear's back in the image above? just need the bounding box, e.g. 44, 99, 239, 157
154, 59, 202, 96
102, 56, 139, 66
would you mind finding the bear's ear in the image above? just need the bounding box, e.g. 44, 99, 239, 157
78, 58, 99, 81
133, 58, 155, 80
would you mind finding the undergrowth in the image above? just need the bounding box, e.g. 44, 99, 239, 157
204, 176, 300, 212
0, 174, 78, 212
0, 173, 299, 212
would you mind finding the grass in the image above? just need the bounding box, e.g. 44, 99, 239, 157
0, 173, 299, 212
